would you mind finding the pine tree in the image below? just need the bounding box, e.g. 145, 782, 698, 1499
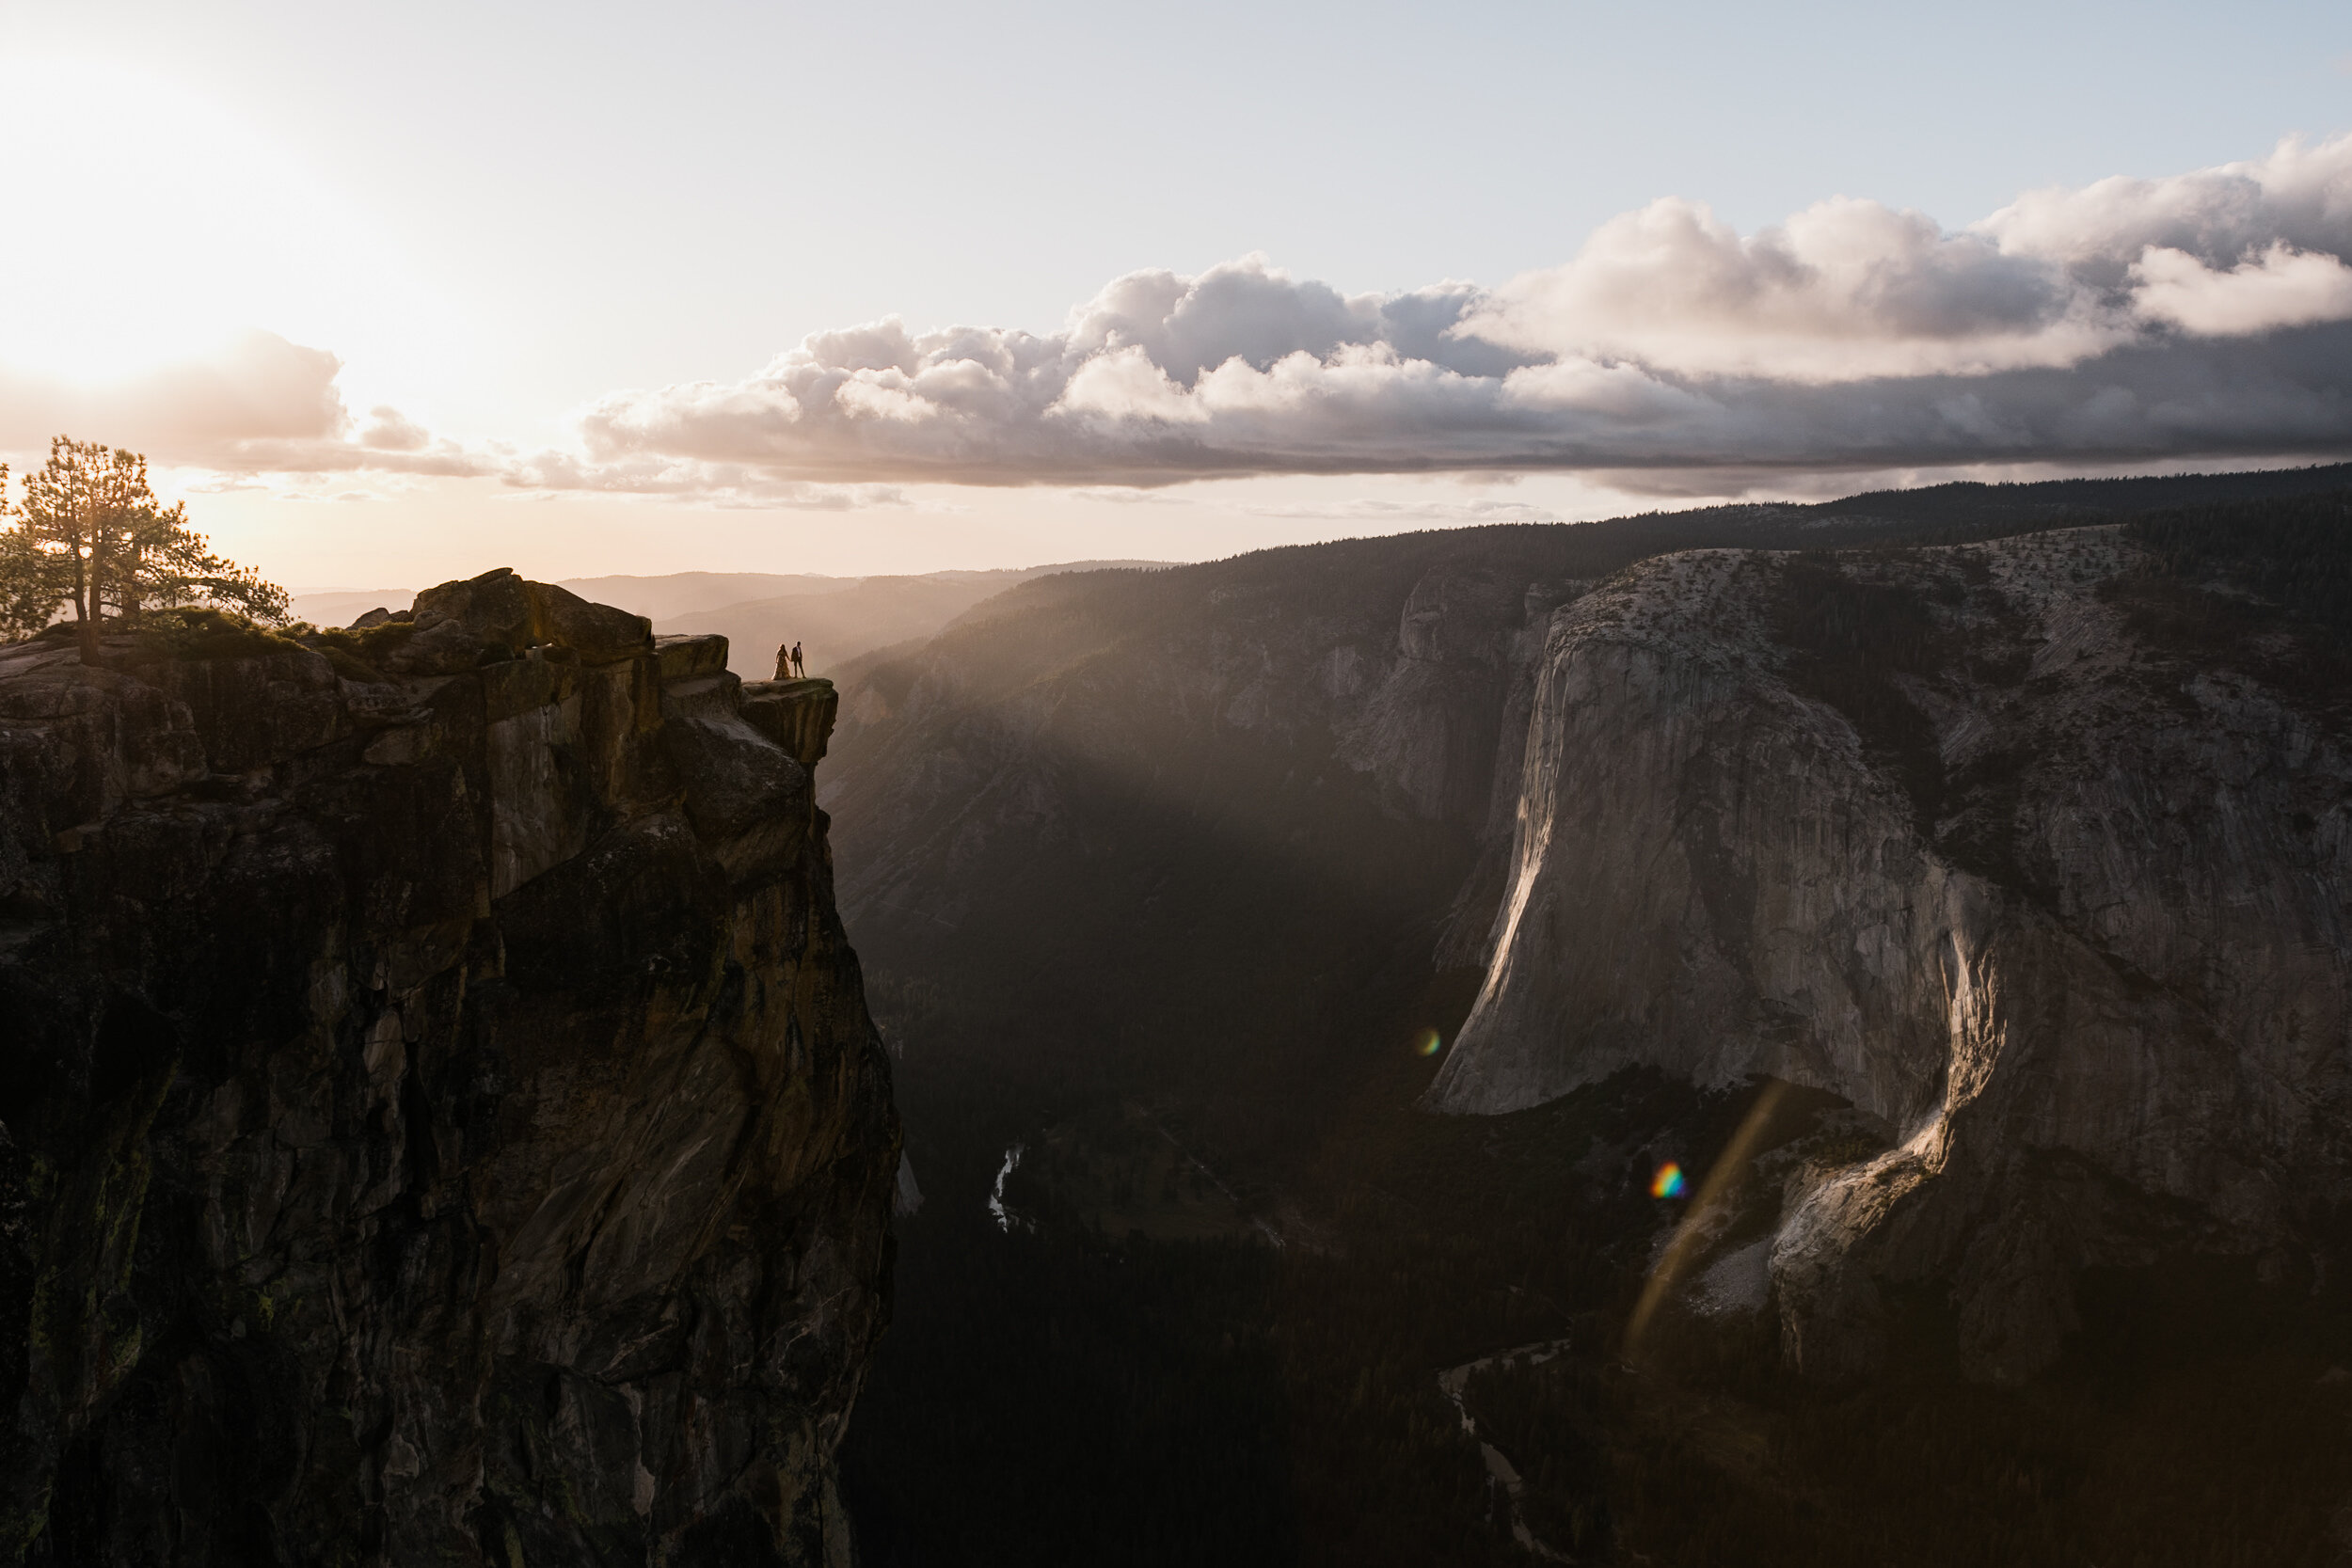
0, 466, 41, 642
0, 436, 288, 658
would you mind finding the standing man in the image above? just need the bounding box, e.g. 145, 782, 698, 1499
791, 640, 805, 678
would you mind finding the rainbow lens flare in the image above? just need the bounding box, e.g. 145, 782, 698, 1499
1413, 1027, 1444, 1057
1649, 1162, 1688, 1199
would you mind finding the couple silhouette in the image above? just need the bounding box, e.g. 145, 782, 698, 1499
775, 640, 805, 679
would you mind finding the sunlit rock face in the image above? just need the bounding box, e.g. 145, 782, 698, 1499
0, 571, 897, 1566
1429, 531, 2352, 1382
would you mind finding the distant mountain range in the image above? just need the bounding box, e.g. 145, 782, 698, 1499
289, 560, 1165, 676
648, 562, 1165, 678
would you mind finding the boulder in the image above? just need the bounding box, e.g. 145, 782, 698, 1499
391, 567, 653, 673
526, 579, 654, 663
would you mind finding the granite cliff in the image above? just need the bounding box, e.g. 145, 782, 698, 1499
0, 569, 897, 1565
1430, 509, 2352, 1379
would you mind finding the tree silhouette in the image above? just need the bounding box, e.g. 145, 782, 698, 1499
0, 436, 288, 657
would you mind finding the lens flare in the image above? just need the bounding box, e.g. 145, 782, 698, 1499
1413, 1027, 1443, 1057
1649, 1162, 1687, 1199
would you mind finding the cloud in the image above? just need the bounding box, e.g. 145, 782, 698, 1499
1227, 495, 1550, 525
6, 136, 2349, 502
1465, 197, 2107, 381
1465, 135, 2352, 384
2128, 243, 2352, 336
497, 448, 911, 511
0, 331, 341, 453
544, 134, 2352, 492
0, 331, 496, 486
359, 405, 432, 452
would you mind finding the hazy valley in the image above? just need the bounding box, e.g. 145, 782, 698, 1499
294, 561, 1168, 683
820, 464, 2352, 1565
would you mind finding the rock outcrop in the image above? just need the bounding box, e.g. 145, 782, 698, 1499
1429, 530, 2352, 1380
0, 570, 897, 1565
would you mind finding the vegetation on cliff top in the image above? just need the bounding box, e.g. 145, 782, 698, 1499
2097, 489, 2352, 716
0, 436, 289, 660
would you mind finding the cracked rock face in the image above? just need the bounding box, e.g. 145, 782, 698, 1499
0, 571, 895, 1565
1428, 531, 2352, 1381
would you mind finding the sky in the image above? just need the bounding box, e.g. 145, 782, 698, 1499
2, 0, 2350, 586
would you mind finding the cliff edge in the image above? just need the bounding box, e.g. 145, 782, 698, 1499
0, 569, 896, 1565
